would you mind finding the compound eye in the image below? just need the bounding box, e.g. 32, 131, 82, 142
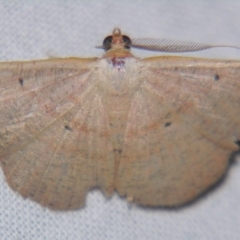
103, 36, 113, 51
122, 35, 132, 49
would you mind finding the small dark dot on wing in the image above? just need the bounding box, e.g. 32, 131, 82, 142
214, 74, 220, 81
19, 78, 24, 86
64, 125, 72, 131
164, 122, 172, 127
113, 148, 122, 154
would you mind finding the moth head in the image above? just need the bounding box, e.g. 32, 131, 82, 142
102, 28, 132, 51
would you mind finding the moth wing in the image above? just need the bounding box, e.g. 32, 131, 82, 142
0, 58, 115, 210
116, 56, 240, 207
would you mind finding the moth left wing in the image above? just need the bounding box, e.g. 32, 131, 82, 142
116, 56, 240, 207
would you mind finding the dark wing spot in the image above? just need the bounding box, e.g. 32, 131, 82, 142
113, 148, 122, 154
64, 125, 72, 131
19, 78, 24, 86
214, 74, 220, 81
164, 122, 172, 127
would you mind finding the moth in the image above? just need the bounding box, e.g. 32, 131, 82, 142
0, 28, 239, 210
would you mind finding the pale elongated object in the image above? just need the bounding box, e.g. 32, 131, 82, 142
0, 28, 239, 210
131, 38, 239, 52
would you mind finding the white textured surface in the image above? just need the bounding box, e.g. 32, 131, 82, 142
0, 1, 240, 239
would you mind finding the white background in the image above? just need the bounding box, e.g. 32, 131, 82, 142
0, 1, 240, 239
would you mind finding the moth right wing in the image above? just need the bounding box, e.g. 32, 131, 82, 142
116, 56, 240, 207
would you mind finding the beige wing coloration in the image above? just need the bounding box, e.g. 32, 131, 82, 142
0, 58, 118, 210
0, 28, 239, 210
116, 56, 240, 206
